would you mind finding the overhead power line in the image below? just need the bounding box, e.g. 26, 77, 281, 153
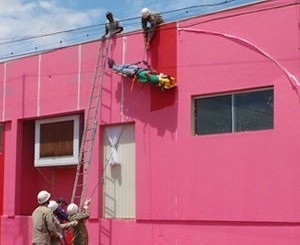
0, 0, 281, 62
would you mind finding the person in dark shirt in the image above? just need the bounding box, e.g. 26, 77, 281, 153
102, 12, 123, 39
55, 197, 69, 223
55, 197, 70, 244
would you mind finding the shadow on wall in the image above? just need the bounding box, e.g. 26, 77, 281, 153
149, 23, 177, 112
115, 23, 178, 137
115, 75, 178, 137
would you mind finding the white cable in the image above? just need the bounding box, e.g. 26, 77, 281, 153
179, 27, 300, 90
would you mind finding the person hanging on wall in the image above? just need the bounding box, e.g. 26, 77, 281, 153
101, 12, 123, 39
141, 8, 163, 50
107, 58, 176, 90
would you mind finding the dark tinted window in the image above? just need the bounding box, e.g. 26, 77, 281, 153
194, 88, 273, 135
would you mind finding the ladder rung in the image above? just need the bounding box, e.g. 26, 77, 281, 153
71, 38, 111, 206
73, 196, 83, 199
74, 184, 84, 187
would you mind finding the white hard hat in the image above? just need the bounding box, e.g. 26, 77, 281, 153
37, 190, 51, 204
67, 203, 79, 215
141, 8, 150, 18
48, 200, 58, 211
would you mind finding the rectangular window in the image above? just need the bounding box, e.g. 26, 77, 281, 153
102, 123, 135, 219
34, 115, 80, 167
194, 87, 274, 135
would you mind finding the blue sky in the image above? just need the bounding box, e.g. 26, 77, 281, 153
0, 0, 264, 61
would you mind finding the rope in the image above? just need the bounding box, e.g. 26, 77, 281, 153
179, 27, 300, 92
89, 126, 125, 200
36, 168, 54, 189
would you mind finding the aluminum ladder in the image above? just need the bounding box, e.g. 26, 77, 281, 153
71, 38, 110, 209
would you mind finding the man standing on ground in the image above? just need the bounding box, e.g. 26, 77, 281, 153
67, 199, 91, 245
32, 190, 58, 245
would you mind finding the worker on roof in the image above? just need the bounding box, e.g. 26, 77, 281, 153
101, 12, 123, 39
141, 7, 163, 50
107, 58, 176, 90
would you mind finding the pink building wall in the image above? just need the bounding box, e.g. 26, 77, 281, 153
1, 0, 300, 244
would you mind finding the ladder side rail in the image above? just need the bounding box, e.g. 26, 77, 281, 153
77, 39, 111, 209
71, 40, 105, 204
71, 39, 110, 207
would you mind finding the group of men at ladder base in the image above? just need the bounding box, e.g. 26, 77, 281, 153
32, 8, 173, 245
32, 190, 91, 245
102, 8, 176, 90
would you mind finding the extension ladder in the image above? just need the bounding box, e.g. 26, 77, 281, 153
71, 38, 110, 209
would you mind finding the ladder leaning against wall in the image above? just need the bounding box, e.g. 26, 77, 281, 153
71, 38, 110, 209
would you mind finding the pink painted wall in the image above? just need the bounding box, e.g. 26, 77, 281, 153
0, 124, 4, 215
2, 0, 300, 244
173, 1, 300, 222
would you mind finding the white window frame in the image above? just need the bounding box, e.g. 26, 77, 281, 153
34, 115, 80, 167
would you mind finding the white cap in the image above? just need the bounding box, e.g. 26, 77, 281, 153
67, 203, 79, 215
48, 200, 58, 211
37, 190, 51, 204
141, 8, 150, 18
